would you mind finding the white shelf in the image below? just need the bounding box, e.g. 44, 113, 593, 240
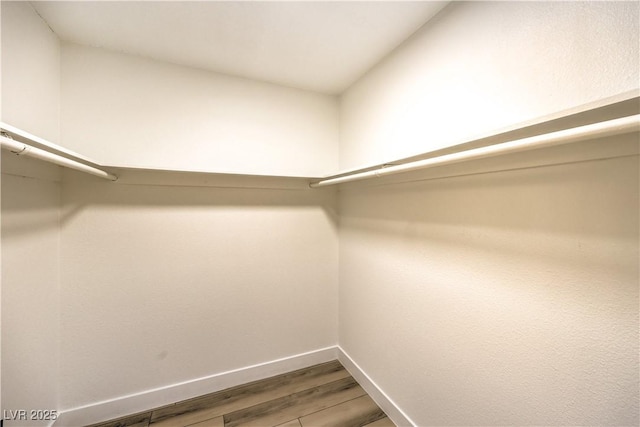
2, 91, 638, 188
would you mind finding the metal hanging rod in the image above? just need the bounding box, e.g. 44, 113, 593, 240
0, 132, 118, 181
310, 114, 640, 188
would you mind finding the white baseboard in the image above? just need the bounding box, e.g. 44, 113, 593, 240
54, 346, 338, 427
54, 346, 413, 427
337, 347, 416, 427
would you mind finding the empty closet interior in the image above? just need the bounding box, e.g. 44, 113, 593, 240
1, 1, 638, 426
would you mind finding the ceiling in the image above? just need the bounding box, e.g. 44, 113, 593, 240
30, 1, 449, 94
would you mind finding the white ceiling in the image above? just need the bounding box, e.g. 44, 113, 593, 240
30, 1, 449, 94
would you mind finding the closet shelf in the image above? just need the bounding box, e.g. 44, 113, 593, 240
311, 92, 640, 187
2, 93, 638, 188
0, 122, 322, 186
310, 114, 639, 187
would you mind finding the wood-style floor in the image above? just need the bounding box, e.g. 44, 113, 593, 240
87, 360, 396, 427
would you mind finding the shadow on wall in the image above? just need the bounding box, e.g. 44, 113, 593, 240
1, 153, 338, 241
1, 173, 62, 239
339, 153, 639, 240
56, 167, 339, 228
338, 153, 639, 336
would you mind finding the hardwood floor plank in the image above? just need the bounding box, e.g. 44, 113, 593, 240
363, 417, 396, 427
86, 412, 151, 427
150, 361, 349, 426
223, 377, 366, 427
123, 422, 149, 427
273, 420, 303, 427
298, 395, 386, 427
150, 406, 223, 427
185, 416, 225, 427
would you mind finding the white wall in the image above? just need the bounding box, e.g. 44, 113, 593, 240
58, 172, 338, 410
340, 1, 640, 171
1, 1, 61, 143
338, 1, 639, 425
339, 139, 639, 426
1, 1, 339, 419
61, 44, 339, 177
1, 2, 61, 425
1, 156, 61, 427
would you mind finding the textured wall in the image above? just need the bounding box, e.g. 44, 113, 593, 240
61, 44, 339, 177
340, 1, 640, 171
339, 5, 639, 422
1, 2, 61, 424
58, 172, 338, 410
1, 1, 60, 143
1, 156, 61, 426
339, 142, 639, 426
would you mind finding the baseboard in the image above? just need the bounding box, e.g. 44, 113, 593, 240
337, 346, 416, 427
54, 346, 338, 427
